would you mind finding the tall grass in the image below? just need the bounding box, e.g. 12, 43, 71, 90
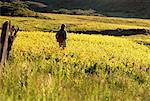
0, 31, 149, 100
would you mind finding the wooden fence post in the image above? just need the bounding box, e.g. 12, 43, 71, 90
0, 21, 18, 78
0, 21, 9, 84
0, 21, 9, 68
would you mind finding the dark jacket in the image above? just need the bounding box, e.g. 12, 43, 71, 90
56, 29, 67, 42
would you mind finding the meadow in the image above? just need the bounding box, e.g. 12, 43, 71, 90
1, 13, 150, 32
0, 14, 150, 101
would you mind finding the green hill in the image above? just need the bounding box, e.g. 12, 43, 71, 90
33, 0, 150, 18
1, 0, 150, 18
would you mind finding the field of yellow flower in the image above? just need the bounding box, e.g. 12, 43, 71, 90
0, 31, 149, 100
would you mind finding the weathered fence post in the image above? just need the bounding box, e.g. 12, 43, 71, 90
0, 21, 9, 84
0, 21, 19, 77
0, 21, 9, 66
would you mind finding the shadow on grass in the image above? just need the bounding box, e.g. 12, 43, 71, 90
66, 29, 150, 36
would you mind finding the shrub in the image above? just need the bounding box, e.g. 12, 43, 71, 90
52, 9, 104, 16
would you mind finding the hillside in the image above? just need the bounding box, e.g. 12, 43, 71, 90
1, 0, 150, 18
31, 0, 150, 18
0, 1, 50, 19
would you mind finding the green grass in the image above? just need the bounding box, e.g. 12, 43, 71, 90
0, 13, 150, 32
